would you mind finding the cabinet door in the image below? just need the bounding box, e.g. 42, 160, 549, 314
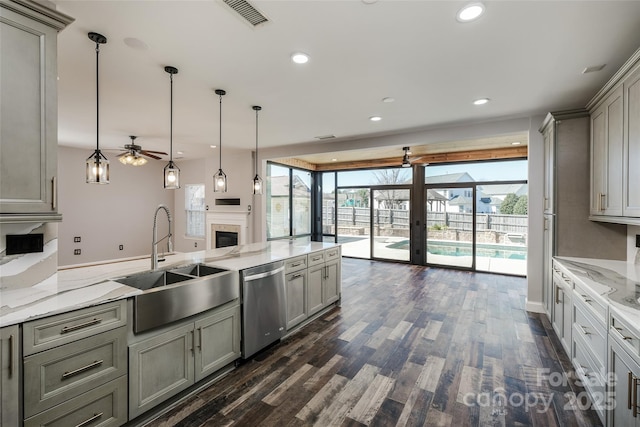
543, 218, 554, 317
0, 6, 58, 214
307, 266, 324, 317
324, 261, 340, 306
624, 65, 640, 216
195, 304, 240, 382
591, 103, 607, 215
1, 326, 20, 427
286, 271, 308, 329
551, 278, 571, 355
609, 339, 640, 427
543, 124, 555, 214
128, 323, 194, 419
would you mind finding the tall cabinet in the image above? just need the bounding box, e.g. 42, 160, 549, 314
539, 112, 626, 317
0, 0, 72, 221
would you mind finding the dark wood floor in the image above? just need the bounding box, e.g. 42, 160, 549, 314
145, 259, 602, 427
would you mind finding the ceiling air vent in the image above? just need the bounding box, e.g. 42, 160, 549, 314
223, 0, 269, 26
315, 135, 336, 140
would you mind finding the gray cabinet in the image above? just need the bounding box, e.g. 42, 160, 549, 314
0, 0, 72, 220
307, 266, 324, 316
128, 301, 240, 419
324, 259, 340, 305
128, 323, 194, 419
623, 64, 640, 217
609, 312, 640, 427
1, 325, 20, 427
195, 304, 240, 382
591, 86, 624, 216
551, 271, 572, 356
286, 270, 307, 329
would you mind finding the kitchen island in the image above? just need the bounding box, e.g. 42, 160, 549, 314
0, 240, 341, 427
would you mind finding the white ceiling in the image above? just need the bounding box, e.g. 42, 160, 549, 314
54, 0, 640, 162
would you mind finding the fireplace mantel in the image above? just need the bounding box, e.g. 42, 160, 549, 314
206, 211, 250, 249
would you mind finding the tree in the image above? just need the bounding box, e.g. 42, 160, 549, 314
500, 193, 518, 214
513, 195, 528, 215
373, 169, 410, 209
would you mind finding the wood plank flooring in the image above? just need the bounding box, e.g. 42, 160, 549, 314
143, 259, 602, 427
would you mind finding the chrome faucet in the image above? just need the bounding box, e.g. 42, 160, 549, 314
151, 205, 173, 270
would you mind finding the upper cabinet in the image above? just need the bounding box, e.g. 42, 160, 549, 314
0, 0, 73, 222
588, 47, 640, 224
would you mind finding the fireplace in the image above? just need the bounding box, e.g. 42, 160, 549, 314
207, 210, 250, 249
216, 231, 238, 248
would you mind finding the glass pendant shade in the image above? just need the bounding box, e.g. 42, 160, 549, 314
214, 168, 227, 192
253, 174, 263, 195
164, 161, 180, 189
86, 150, 109, 184
119, 152, 147, 166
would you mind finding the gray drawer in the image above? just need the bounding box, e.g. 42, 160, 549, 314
573, 280, 607, 322
573, 303, 606, 366
24, 375, 127, 427
572, 335, 606, 421
285, 255, 307, 273
24, 300, 127, 355
308, 251, 325, 266
325, 247, 340, 262
24, 327, 127, 418
611, 311, 640, 358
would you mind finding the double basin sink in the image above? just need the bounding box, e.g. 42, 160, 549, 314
114, 263, 239, 334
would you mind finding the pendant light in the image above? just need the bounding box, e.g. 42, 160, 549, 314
213, 89, 227, 192
86, 32, 109, 184
163, 66, 180, 189
252, 105, 263, 195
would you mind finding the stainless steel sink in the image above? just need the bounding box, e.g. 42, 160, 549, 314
113, 264, 239, 334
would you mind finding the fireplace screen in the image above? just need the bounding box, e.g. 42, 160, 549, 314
216, 231, 238, 248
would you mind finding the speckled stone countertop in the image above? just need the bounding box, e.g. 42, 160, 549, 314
0, 241, 338, 328
554, 256, 640, 334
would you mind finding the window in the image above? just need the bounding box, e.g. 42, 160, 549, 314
266, 163, 312, 239
185, 184, 205, 238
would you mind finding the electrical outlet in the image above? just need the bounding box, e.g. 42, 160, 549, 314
119, 244, 124, 250
74, 236, 81, 243
194, 242, 198, 248
74, 249, 81, 255
636, 234, 640, 248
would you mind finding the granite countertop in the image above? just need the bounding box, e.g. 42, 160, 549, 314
555, 256, 640, 333
0, 241, 338, 328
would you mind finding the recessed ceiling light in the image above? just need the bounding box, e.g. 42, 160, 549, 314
473, 98, 490, 105
511, 141, 521, 146
362, 0, 378, 4
123, 37, 148, 50
457, 2, 485, 22
369, 116, 382, 122
291, 52, 309, 64
382, 97, 395, 103
210, 145, 216, 148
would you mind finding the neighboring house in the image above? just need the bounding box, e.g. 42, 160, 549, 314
267, 175, 311, 237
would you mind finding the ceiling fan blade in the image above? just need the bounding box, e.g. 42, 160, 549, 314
141, 150, 168, 155
140, 151, 162, 160
116, 152, 130, 158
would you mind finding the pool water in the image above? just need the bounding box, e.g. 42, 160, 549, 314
387, 240, 527, 260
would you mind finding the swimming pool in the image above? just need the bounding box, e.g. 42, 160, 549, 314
387, 239, 527, 260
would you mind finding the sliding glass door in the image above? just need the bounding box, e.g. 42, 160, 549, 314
372, 188, 410, 261
336, 187, 371, 258
425, 187, 474, 268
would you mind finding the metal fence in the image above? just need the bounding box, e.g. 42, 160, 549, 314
326, 207, 527, 234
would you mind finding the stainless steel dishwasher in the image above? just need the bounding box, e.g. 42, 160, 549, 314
240, 261, 286, 358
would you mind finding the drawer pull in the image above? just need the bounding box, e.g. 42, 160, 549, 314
75, 412, 103, 427
581, 295, 592, 303
312, 256, 322, 261
578, 325, 590, 335
62, 360, 104, 380
624, 336, 634, 341
8, 334, 14, 377
290, 273, 303, 280
634, 375, 639, 417
290, 262, 302, 267
555, 286, 561, 304
61, 318, 102, 334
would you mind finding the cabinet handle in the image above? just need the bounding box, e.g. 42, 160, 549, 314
61, 318, 102, 334
191, 330, 195, 355
8, 334, 14, 377
581, 295, 592, 303
74, 412, 103, 427
634, 375, 639, 417
312, 256, 322, 261
62, 360, 104, 380
624, 336, 635, 341
290, 273, 303, 280
600, 193, 606, 211
52, 176, 57, 210
291, 262, 302, 267
198, 328, 202, 351
578, 325, 590, 335
555, 286, 561, 304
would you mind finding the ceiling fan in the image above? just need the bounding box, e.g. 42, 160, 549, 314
401, 146, 426, 168
114, 136, 168, 166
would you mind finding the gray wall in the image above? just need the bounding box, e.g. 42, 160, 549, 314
57, 146, 174, 266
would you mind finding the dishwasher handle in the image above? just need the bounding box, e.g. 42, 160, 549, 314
243, 265, 285, 282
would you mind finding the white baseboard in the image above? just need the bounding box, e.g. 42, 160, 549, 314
525, 300, 546, 313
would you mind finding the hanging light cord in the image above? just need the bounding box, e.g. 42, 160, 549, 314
219, 93, 223, 169
169, 72, 174, 163
255, 108, 259, 173
95, 41, 100, 154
